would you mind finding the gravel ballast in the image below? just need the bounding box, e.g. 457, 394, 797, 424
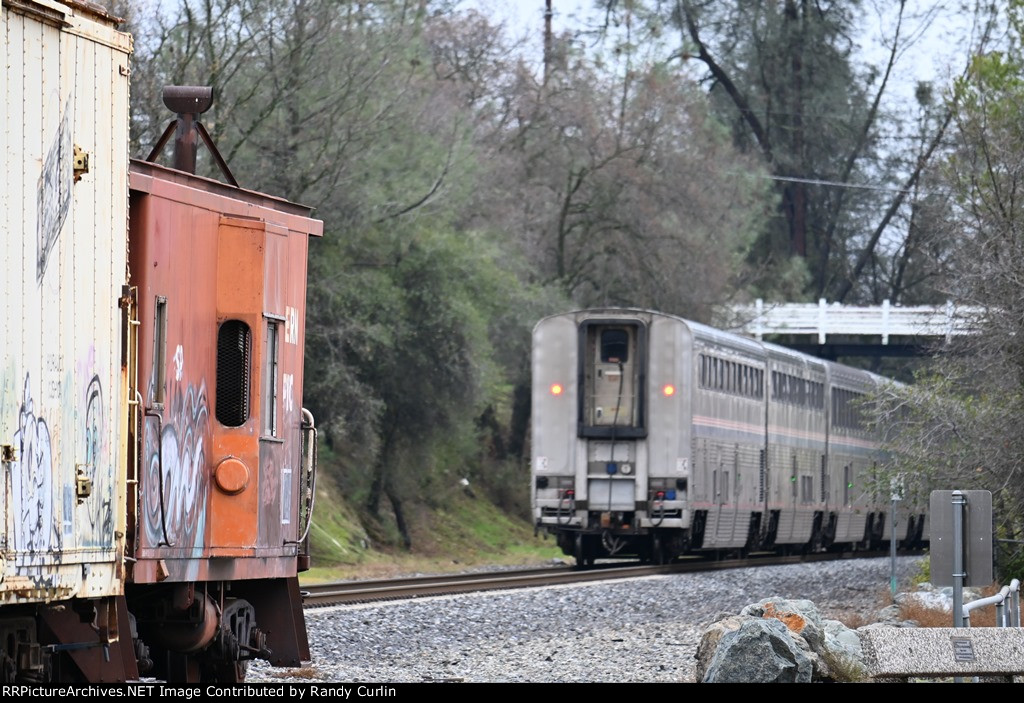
249, 556, 924, 683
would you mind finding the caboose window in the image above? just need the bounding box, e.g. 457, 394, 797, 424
264, 320, 280, 437
600, 329, 629, 363
153, 296, 167, 406
216, 320, 251, 427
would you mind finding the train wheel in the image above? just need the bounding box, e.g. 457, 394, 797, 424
574, 534, 595, 568
651, 533, 666, 565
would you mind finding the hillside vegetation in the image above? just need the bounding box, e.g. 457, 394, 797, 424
116, 0, 1023, 570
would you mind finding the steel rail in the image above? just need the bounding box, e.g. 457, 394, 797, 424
300, 551, 897, 607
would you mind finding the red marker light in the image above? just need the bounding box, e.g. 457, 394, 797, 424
550, 383, 564, 396
662, 384, 676, 397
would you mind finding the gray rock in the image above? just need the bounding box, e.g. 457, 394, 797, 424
701, 618, 813, 683
822, 619, 863, 660
694, 615, 745, 682
875, 604, 902, 622
735, 597, 867, 680
740, 597, 826, 653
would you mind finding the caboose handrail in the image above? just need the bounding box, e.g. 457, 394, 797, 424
122, 285, 142, 562
293, 407, 318, 547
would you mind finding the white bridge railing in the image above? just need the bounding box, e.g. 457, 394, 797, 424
728, 299, 986, 344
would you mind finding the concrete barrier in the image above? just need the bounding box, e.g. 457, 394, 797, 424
859, 627, 1024, 681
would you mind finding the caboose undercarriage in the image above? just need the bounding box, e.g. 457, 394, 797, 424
0, 576, 306, 683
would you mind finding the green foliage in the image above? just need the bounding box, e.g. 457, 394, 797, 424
124, 0, 768, 547
910, 556, 931, 588
305, 466, 372, 566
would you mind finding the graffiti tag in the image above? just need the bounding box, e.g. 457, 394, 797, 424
37, 108, 72, 282
11, 375, 57, 555
143, 381, 210, 552
80, 375, 113, 546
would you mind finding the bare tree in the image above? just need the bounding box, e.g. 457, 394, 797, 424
474, 26, 773, 321
611, 0, 1001, 304
872, 8, 1024, 576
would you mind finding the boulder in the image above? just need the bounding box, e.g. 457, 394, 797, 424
693, 615, 745, 682
696, 597, 869, 682
699, 618, 813, 683
822, 618, 864, 661
741, 598, 825, 651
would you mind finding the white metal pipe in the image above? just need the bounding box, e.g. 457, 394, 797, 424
962, 587, 1009, 627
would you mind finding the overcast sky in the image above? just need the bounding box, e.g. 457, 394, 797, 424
462, 0, 988, 111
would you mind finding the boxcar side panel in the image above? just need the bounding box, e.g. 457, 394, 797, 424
1, 0, 130, 603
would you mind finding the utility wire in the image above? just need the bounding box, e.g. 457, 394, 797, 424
750, 172, 945, 197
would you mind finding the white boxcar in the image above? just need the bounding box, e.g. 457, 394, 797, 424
1, 0, 130, 610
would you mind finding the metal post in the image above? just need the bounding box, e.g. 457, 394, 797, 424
952, 490, 966, 628
952, 490, 966, 684
1010, 579, 1021, 627
890, 496, 898, 596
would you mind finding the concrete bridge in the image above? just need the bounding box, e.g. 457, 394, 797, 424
725, 299, 985, 358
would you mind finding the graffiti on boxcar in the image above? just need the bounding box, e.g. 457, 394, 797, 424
36, 108, 71, 282
80, 374, 113, 546
11, 375, 58, 556
144, 379, 210, 552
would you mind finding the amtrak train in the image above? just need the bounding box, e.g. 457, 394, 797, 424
530, 309, 925, 565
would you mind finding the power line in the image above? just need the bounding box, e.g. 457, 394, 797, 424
755, 173, 946, 197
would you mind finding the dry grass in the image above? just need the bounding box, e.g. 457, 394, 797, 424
831, 610, 873, 629
898, 583, 1003, 627
824, 582, 1005, 630
268, 666, 321, 679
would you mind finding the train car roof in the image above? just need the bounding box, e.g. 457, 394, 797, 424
129, 159, 324, 236
535, 307, 901, 386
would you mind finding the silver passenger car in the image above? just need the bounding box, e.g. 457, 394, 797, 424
531, 309, 924, 565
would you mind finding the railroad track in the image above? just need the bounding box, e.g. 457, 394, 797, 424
300, 551, 878, 607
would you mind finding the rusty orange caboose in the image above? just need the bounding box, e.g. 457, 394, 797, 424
123, 87, 321, 681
